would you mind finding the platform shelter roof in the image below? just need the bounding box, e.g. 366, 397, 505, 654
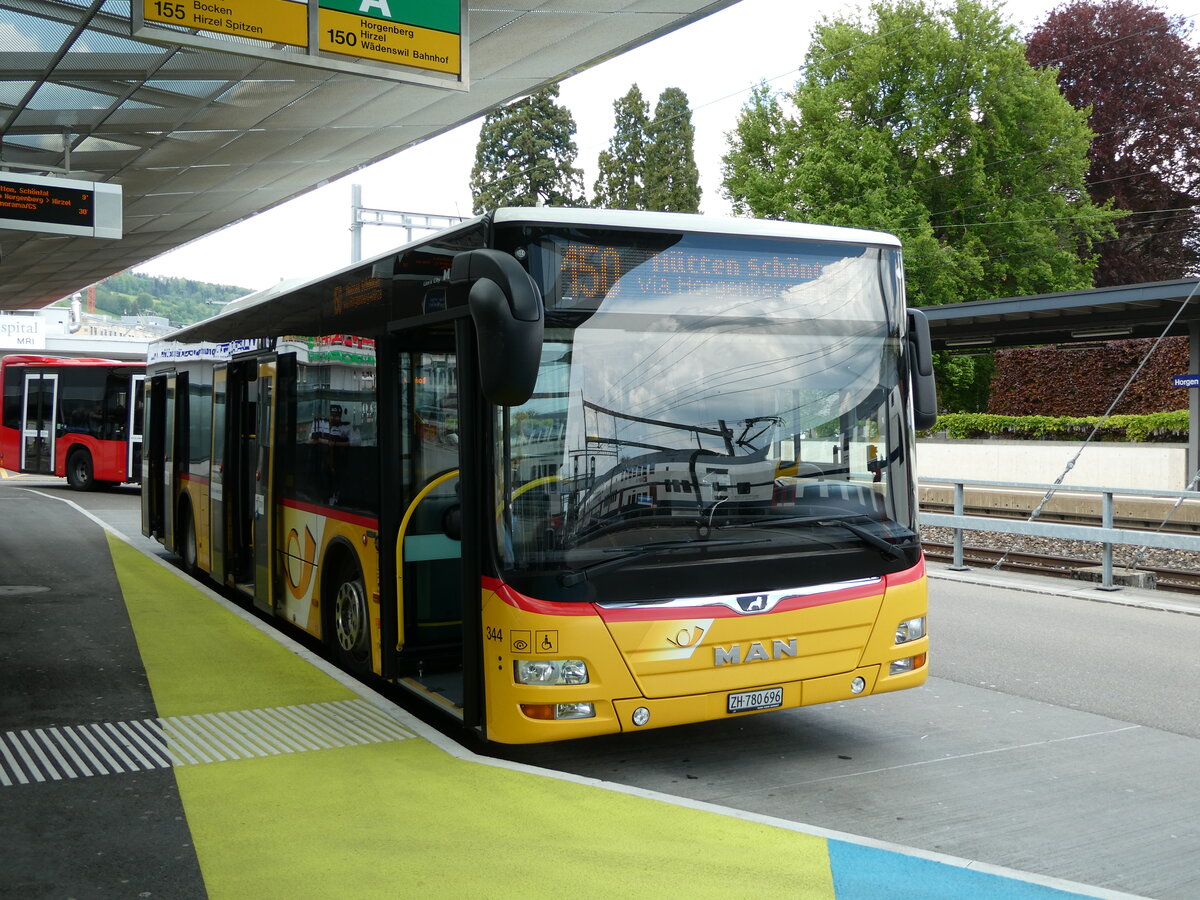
0, 0, 737, 312
921, 278, 1200, 351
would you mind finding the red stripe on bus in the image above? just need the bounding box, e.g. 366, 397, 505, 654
592, 579, 886, 622
281, 498, 379, 529
886, 554, 926, 587
484, 578, 599, 616
483, 560, 923, 621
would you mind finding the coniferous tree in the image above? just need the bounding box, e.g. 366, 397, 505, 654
643, 87, 701, 213
470, 85, 586, 213
593, 84, 651, 209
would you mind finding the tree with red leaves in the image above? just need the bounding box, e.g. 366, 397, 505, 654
1027, 1, 1200, 286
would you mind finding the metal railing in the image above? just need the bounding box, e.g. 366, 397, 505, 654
918, 478, 1200, 590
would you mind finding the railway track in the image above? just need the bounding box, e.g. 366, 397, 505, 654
922, 542, 1200, 594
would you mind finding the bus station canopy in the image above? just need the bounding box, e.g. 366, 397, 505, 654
0, 0, 737, 312
922, 277, 1200, 489
921, 278, 1200, 351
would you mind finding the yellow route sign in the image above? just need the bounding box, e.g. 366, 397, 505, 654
132, 0, 466, 87
317, 8, 459, 73
142, 0, 308, 47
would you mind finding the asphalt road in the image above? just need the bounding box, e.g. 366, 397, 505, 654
24, 476, 1200, 899
929, 578, 1200, 739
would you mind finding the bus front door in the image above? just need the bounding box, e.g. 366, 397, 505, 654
20, 372, 57, 475
390, 340, 470, 710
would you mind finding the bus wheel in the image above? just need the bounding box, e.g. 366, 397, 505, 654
180, 511, 199, 576
66, 449, 96, 491
332, 567, 371, 675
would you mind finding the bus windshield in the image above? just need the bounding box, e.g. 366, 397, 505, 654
496, 229, 918, 600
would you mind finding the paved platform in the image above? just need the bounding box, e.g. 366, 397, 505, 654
0, 475, 1143, 899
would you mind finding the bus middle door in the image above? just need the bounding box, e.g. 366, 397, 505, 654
252, 355, 279, 619
221, 356, 278, 615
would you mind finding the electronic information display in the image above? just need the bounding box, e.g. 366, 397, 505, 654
0, 172, 123, 239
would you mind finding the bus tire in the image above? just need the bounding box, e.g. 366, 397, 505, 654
332, 563, 371, 675
179, 509, 199, 577
66, 448, 96, 491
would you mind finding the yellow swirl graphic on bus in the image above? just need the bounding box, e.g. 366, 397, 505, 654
285, 525, 318, 598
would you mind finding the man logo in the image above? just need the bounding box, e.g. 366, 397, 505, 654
737, 594, 769, 612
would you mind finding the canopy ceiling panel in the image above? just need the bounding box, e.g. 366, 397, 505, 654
0, 0, 739, 309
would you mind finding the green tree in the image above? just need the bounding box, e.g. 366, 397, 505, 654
644, 87, 701, 212
470, 85, 586, 213
722, 83, 801, 221
721, 0, 1119, 309
593, 84, 651, 209
1026, 0, 1200, 285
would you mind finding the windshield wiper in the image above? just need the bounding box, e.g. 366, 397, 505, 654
819, 517, 905, 559
721, 514, 906, 559
558, 537, 767, 587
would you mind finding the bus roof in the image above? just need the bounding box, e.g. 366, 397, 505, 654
158, 209, 902, 347
2, 354, 138, 367
490, 207, 902, 248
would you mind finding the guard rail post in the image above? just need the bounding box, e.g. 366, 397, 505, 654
950, 482, 969, 571
1099, 491, 1118, 591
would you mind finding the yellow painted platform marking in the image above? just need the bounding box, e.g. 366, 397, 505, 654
108, 533, 836, 898
108, 534, 354, 715
178, 740, 836, 898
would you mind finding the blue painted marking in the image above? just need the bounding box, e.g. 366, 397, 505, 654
828, 840, 1096, 899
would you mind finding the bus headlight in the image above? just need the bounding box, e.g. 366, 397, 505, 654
520, 702, 596, 720
889, 653, 927, 675
514, 659, 589, 685
895, 616, 926, 644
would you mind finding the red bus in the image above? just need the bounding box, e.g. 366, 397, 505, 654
0, 354, 144, 490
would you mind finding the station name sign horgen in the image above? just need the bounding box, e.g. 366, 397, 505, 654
132, 0, 465, 88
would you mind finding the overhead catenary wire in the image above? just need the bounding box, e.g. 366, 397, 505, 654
991, 277, 1200, 571
1125, 466, 1200, 576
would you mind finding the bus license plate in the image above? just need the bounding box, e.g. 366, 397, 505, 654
727, 687, 783, 714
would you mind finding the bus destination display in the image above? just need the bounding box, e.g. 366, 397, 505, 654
556, 240, 831, 305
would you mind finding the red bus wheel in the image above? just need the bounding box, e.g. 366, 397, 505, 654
66, 449, 95, 491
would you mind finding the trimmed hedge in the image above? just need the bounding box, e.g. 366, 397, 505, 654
925, 411, 1189, 442
987, 337, 1189, 416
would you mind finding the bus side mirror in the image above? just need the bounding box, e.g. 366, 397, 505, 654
451, 249, 544, 407
907, 308, 938, 430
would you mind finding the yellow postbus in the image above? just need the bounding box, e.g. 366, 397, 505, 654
142, 208, 937, 744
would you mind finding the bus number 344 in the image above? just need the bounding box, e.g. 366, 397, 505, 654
486, 627, 502, 641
